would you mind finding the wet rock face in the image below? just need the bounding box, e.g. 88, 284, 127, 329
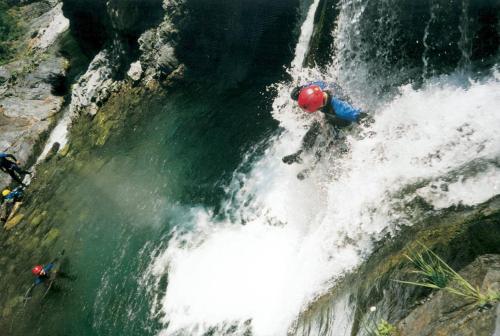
61, 0, 110, 57
398, 255, 500, 336
171, 0, 298, 86
136, 0, 183, 82
0, 1, 69, 185
58, 0, 176, 115
291, 197, 500, 336
62, 0, 164, 65
69, 49, 120, 116
107, 0, 163, 39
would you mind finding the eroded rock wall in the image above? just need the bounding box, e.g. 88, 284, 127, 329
0, 0, 185, 186
0, 1, 69, 185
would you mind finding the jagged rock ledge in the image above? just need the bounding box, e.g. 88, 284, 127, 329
291, 196, 500, 336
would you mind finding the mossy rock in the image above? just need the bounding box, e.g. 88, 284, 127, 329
5, 233, 17, 246
21, 236, 39, 251
2, 295, 23, 317
4, 213, 24, 230
59, 144, 70, 157
30, 210, 47, 227
41, 228, 60, 247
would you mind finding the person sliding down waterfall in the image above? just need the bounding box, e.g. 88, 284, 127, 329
282, 81, 369, 177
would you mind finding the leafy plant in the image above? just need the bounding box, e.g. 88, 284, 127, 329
403, 244, 450, 288
364, 319, 399, 336
396, 243, 500, 305
375, 320, 399, 336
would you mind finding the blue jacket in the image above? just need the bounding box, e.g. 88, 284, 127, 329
4, 187, 23, 201
306, 81, 361, 122
34, 263, 54, 285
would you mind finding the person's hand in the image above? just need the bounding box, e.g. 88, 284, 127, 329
282, 150, 303, 165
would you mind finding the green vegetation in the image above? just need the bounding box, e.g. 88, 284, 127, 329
397, 243, 500, 305
0, 0, 22, 64
402, 243, 450, 288
374, 320, 399, 336
364, 318, 399, 336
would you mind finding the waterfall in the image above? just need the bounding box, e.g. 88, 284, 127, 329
145, 1, 500, 335
292, 0, 322, 70
422, 1, 438, 80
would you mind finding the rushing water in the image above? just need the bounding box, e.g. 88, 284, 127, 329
8, 0, 500, 335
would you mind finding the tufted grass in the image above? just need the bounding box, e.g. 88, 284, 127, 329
396, 243, 500, 306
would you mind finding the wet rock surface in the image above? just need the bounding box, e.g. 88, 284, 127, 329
292, 196, 500, 336
398, 255, 500, 336
138, 0, 183, 83
0, 82, 164, 333
0, 0, 69, 186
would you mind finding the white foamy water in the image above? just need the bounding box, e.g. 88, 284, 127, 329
147, 75, 500, 336
291, 0, 322, 70
145, 1, 500, 335
416, 165, 500, 210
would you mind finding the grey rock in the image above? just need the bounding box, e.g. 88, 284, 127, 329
138, 1, 182, 82
127, 61, 142, 82
397, 255, 500, 336
0, 1, 68, 186
69, 49, 120, 116
157, 43, 178, 73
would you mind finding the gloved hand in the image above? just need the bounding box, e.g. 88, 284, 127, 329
282, 150, 303, 165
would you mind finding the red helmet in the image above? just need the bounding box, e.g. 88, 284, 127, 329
297, 85, 325, 112
32, 265, 43, 276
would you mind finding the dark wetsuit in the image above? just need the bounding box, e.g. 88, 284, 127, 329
0, 153, 30, 185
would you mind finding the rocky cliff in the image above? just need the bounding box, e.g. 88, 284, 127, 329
0, 0, 69, 186
0, 0, 185, 187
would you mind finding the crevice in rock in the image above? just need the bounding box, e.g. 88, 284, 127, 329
61, 0, 165, 80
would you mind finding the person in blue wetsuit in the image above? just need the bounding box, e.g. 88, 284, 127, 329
24, 253, 73, 304
282, 81, 369, 167
0, 152, 31, 186
32, 263, 55, 286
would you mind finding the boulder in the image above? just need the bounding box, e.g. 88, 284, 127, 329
127, 60, 142, 82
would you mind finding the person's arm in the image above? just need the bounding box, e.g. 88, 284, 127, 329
282, 121, 322, 165
43, 263, 54, 273
331, 97, 361, 122
11, 190, 23, 200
